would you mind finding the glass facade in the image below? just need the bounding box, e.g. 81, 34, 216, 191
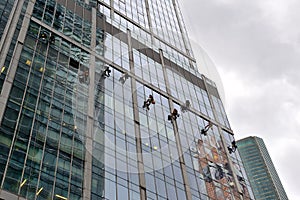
0, 0, 253, 200
237, 136, 288, 200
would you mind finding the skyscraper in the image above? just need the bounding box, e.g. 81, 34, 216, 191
0, 0, 254, 199
237, 136, 288, 200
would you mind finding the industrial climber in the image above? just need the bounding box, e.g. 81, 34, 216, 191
181, 100, 191, 112
102, 66, 111, 78
228, 140, 238, 154
201, 121, 212, 136
143, 94, 155, 110
119, 72, 130, 84
168, 108, 180, 121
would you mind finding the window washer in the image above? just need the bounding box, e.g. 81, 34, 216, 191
228, 140, 237, 154
143, 94, 155, 110
181, 100, 191, 112
168, 108, 180, 121
102, 66, 111, 78
119, 72, 129, 84
201, 121, 212, 136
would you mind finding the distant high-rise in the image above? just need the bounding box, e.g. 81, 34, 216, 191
237, 136, 288, 200
0, 0, 254, 199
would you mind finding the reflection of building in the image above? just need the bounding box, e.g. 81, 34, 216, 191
237, 136, 289, 200
0, 0, 254, 200
195, 137, 252, 200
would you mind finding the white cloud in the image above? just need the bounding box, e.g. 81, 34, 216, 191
180, 0, 300, 199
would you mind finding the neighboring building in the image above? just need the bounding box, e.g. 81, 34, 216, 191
0, 0, 254, 200
237, 136, 288, 200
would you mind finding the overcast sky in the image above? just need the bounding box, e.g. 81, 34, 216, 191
179, 0, 300, 199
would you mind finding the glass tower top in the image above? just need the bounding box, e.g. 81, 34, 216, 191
0, 0, 253, 199
237, 136, 288, 200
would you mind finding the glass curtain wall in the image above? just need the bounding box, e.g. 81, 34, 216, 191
0, 0, 254, 200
